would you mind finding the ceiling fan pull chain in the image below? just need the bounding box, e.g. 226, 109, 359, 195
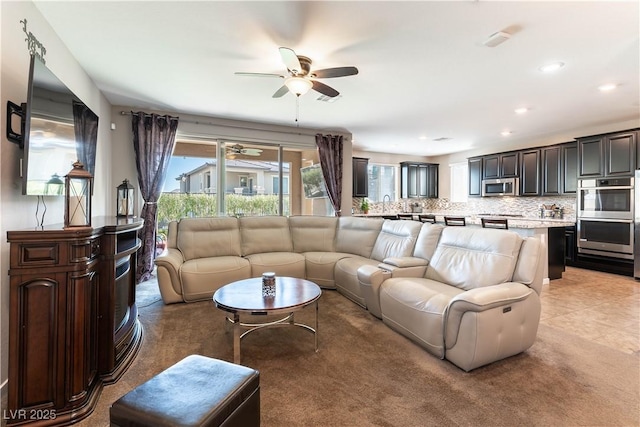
295, 95, 300, 127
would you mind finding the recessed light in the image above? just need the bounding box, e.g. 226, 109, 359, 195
418, 136, 428, 140
598, 83, 617, 92
514, 107, 528, 114
539, 62, 565, 73
501, 131, 512, 136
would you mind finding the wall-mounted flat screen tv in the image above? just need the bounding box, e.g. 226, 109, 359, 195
22, 55, 98, 195
300, 163, 327, 199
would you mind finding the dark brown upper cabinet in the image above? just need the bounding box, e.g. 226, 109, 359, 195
578, 130, 637, 178
482, 152, 519, 179
468, 157, 483, 197
400, 162, 438, 199
520, 149, 541, 196
352, 157, 369, 197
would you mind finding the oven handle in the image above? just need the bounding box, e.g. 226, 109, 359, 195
578, 186, 633, 190
577, 218, 633, 223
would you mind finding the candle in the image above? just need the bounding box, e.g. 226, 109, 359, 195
69, 195, 86, 225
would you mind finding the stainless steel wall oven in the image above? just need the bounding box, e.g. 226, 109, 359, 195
577, 177, 634, 259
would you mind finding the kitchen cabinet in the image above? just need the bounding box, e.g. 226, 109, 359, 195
565, 225, 577, 264
400, 162, 438, 199
577, 130, 637, 178
482, 152, 519, 179
520, 149, 541, 196
562, 142, 578, 194
352, 157, 368, 197
6, 217, 143, 426
468, 157, 483, 197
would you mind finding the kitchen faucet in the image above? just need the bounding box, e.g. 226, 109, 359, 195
382, 194, 391, 212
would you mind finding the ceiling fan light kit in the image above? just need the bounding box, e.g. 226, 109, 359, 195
285, 77, 313, 96
483, 31, 511, 47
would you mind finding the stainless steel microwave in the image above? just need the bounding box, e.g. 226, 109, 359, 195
481, 178, 519, 197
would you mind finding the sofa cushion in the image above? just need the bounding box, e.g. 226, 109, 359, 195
380, 278, 465, 357
370, 219, 422, 262
413, 223, 444, 261
425, 228, 523, 291
239, 216, 293, 255
180, 256, 251, 302
289, 216, 338, 253
244, 252, 306, 278
335, 217, 383, 258
334, 256, 380, 307
177, 217, 242, 261
303, 252, 353, 289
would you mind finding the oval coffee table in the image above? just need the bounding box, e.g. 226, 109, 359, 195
213, 277, 322, 364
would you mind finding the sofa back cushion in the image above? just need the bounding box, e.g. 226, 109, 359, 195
335, 217, 383, 258
177, 217, 241, 261
370, 220, 422, 261
240, 216, 293, 255
413, 223, 444, 261
425, 227, 523, 291
289, 216, 338, 253
513, 237, 543, 295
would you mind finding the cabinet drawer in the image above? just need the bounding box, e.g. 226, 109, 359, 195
70, 238, 101, 263
16, 243, 59, 267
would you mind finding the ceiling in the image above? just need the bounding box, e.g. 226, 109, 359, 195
34, 1, 639, 157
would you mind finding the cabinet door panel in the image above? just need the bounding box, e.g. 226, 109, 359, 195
606, 132, 636, 176
468, 157, 482, 197
418, 165, 428, 197
578, 137, 604, 177
426, 164, 439, 198
521, 150, 541, 196
352, 157, 368, 197
562, 143, 578, 194
500, 152, 519, 177
482, 155, 499, 179
542, 146, 561, 196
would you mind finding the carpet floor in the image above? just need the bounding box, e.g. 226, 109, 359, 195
78, 275, 639, 427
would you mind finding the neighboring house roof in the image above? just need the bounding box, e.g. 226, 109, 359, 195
177, 159, 291, 180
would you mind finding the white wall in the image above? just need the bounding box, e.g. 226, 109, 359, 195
0, 0, 112, 400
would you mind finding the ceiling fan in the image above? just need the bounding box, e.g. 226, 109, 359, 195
226, 143, 262, 159
235, 47, 359, 98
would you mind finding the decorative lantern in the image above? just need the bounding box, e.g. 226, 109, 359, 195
117, 179, 136, 217
64, 161, 93, 229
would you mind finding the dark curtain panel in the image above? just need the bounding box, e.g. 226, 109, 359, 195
72, 100, 99, 176
132, 111, 179, 282
315, 133, 343, 216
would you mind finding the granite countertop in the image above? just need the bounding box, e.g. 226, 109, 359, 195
352, 212, 575, 229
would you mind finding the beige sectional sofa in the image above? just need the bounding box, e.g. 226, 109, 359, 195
155, 215, 543, 371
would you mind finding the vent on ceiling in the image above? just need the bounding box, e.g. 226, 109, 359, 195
317, 94, 342, 103
433, 137, 452, 142
483, 31, 511, 47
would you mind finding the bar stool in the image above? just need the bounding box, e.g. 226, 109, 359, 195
397, 213, 414, 220
444, 216, 466, 226
418, 214, 436, 224
481, 217, 508, 229
381, 214, 399, 220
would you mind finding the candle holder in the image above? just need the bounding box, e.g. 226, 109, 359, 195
262, 272, 276, 297
64, 161, 93, 229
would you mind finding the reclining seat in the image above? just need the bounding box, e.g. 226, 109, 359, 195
239, 216, 306, 278
155, 217, 252, 303
335, 218, 422, 307
379, 227, 543, 371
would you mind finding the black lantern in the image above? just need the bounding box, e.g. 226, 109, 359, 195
117, 179, 136, 217
64, 161, 93, 229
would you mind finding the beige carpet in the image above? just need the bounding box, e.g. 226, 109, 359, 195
79, 278, 640, 427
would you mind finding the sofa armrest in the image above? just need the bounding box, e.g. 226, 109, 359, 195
154, 248, 185, 303
444, 282, 536, 347
357, 265, 392, 319
382, 256, 428, 268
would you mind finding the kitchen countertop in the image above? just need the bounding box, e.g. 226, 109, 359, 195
352, 212, 575, 229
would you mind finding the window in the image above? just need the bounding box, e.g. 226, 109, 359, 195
272, 176, 289, 195
367, 163, 396, 203
450, 162, 468, 203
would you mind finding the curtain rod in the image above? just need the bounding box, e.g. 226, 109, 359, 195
119, 110, 337, 139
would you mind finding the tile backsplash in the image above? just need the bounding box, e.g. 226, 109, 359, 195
353, 195, 577, 221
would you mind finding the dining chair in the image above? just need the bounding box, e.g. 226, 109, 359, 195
444, 216, 466, 226
418, 214, 436, 224
481, 217, 509, 229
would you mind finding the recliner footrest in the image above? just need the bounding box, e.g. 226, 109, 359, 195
110, 354, 260, 427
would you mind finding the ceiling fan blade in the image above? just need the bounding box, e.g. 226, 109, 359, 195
272, 85, 290, 98
312, 67, 359, 78
242, 151, 261, 157
235, 72, 284, 78
311, 80, 340, 98
279, 47, 302, 75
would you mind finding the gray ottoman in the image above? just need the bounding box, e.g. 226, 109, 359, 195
110, 355, 260, 427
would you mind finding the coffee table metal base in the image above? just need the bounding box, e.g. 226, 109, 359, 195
225, 302, 318, 364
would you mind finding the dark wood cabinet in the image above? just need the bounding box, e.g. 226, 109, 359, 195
562, 142, 578, 194
542, 145, 562, 196
520, 149, 541, 196
482, 152, 519, 179
578, 130, 637, 178
352, 157, 369, 197
565, 225, 577, 264
468, 157, 483, 197
6, 217, 143, 426
400, 162, 438, 199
